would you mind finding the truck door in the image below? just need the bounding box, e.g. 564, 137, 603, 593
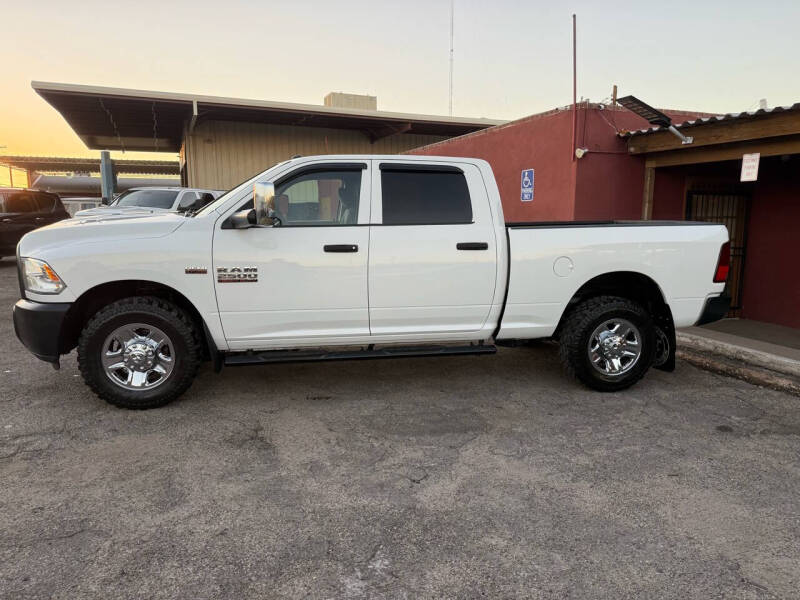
368, 161, 498, 337
213, 162, 371, 349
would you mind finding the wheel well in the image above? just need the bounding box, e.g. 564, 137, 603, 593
555, 271, 673, 338
59, 280, 209, 357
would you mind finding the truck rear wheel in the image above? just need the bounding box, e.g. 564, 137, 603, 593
558, 295, 655, 392
77, 297, 202, 409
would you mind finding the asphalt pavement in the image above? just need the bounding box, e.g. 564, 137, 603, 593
0, 257, 798, 599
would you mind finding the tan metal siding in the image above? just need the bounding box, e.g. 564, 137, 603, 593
186, 120, 446, 189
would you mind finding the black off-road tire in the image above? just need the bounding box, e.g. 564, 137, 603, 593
77, 296, 202, 409
558, 295, 656, 392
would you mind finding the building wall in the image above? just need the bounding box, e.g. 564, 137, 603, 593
408, 109, 577, 222
407, 105, 706, 223
185, 120, 446, 189
740, 157, 800, 328
651, 167, 686, 220
572, 109, 650, 220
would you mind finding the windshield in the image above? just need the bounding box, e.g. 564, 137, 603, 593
114, 189, 180, 209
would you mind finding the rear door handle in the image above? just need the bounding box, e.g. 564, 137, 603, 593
456, 242, 489, 251
324, 244, 359, 253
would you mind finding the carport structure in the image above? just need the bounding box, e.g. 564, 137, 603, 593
623, 104, 800, 328
31, 81, 503, 190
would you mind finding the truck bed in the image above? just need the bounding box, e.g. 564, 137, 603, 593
506, 220, 716, 228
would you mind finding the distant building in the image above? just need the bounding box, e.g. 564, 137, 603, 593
33, 82, 504, 190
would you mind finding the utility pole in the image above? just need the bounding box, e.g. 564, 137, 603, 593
449, 0, 454, 116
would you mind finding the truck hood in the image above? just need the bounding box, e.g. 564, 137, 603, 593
18, 212, 187, 256
73, 205, 171, 218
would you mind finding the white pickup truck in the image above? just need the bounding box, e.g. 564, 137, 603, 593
12, 155, 730, 409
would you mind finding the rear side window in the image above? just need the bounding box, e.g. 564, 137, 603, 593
381, 168, 472, 225
33, 193, 58, 212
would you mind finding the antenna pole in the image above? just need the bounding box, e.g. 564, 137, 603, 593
449, 0, 454, 116
571, 14, 577, 161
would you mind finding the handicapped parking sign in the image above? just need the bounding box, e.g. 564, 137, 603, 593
521, 168, 534, 202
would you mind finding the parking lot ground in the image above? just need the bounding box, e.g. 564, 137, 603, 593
1, 257, 799, 600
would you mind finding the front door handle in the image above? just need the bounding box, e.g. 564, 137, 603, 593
324, 244, 359, 253
456, 242, 489, 251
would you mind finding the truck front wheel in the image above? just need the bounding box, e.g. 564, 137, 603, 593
77, 297, 202, 409
558, 295, 655, 392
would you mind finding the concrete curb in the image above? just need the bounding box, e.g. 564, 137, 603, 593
677, 331, 800, 396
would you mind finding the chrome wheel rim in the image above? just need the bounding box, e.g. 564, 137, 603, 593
588, 318, 642, 380
101, 323, 175, 391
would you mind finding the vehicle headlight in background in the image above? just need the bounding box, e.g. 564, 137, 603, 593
20, 258, 66, 294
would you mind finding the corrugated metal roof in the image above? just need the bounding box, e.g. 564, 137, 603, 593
623, 103, 800, 137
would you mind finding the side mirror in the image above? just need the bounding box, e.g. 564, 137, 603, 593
230, 208, 257, 229
253, 181, 275, 225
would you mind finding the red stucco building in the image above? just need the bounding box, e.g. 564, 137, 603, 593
408, 103, 800, 330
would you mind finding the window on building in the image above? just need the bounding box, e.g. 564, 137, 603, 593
380, 169, 472, 225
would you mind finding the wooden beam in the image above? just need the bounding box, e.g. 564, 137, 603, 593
645, 135, 800, 168
188, 100, 198, 134
627, 110, 800, 154
642, 166, 655, 220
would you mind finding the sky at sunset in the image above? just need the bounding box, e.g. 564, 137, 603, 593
2, 0, 799, 182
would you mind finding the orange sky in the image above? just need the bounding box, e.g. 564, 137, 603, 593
3, 0, 799, 170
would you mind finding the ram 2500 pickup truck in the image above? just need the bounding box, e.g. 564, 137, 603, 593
12, 155, 730, 409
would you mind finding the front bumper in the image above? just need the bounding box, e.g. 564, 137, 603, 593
13, 299, 71, 364
695, 294, 731, 326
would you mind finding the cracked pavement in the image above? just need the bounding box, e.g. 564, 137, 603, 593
1, 257, 799, 599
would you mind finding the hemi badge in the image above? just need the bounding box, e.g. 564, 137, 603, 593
185, 267, 207, 274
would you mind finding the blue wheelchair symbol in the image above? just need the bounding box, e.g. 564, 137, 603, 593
521, 169, 534, 202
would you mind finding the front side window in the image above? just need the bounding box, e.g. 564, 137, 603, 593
114, 189, 180, 209
272, 170, 362, 226
3, 192, 37, 214
381, 169, 472, 225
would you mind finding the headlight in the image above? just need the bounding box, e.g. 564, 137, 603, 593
20, 258, 66, 294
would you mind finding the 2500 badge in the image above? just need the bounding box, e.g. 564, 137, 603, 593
217, 266, 258, 283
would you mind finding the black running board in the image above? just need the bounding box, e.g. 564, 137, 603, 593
224, 343, 496, 366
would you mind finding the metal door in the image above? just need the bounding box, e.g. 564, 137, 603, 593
686, 191, 749, 317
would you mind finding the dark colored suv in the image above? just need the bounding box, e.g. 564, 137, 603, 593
0, 189, 70, 258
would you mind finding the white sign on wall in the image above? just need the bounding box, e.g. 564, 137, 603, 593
740, 153, 760, 182
521, 168, 534, 202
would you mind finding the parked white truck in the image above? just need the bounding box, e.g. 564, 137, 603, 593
12, 155, 731, 409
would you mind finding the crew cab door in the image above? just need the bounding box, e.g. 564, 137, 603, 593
213, 162, 371, 349
368, 161, 498, 337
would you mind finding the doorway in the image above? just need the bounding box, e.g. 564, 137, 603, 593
685, 190, 749, 317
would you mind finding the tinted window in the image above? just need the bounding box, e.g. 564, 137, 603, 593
381, 170, 472, 225
33, 193, 58, 212
3, 192, 37, 213
273, 170, 362, 226
115, 189, 180, 209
